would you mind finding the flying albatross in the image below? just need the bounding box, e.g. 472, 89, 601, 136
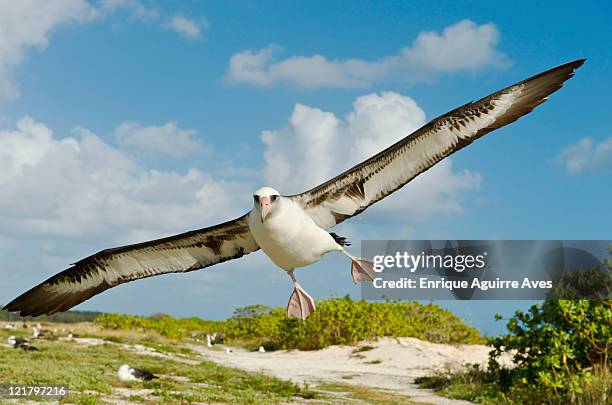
4, 60, 584, 320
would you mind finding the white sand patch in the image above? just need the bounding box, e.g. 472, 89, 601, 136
188, 338, 513, 405
74, 337, 107, 346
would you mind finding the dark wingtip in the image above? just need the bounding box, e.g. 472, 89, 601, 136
3, 296, 31, 317
3, 285, 58, 317
2, 300, 20, 313
566, 58, 586, 72
567, 58, 586, 66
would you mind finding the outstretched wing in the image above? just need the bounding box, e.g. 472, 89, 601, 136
3, 215, 258, 316
291, 60, 585, 229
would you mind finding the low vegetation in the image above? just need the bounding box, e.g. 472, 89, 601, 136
416, 257, 612, 404
316, 382, 418, 405
95, 296, 483, 350
0, 308, 102, 323
0, 323, 318, 404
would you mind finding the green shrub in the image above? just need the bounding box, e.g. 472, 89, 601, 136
266, 297, 483, 350
95, 297, 483, 349
94, 312, 224, 340
488, 259, 612, 401
489, 299, 611, 401
417, 254, 612, 404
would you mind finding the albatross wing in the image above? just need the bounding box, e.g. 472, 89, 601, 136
290, 60, 585, 229
3, 215, 258, 316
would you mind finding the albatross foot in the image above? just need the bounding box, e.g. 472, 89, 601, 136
286, 283, 316, 320
351, 257, 375, 283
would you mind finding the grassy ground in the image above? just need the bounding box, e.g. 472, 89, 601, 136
0, 323, 419, 404
316, 382, 418, 405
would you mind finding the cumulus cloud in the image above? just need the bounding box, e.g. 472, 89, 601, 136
557, 137, 612, 174
0, 1, 209, 100
0, 117, 251, 245
0, 94, 483, 248
115, 121, 208, 158
0, 0, 98, 99
261, 92, 482, 223
164, 15, 208, 40
225, 20, 508, 89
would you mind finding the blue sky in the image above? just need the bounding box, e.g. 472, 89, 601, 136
1, 1, 610, 335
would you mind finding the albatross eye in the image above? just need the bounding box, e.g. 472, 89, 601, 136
253, 195, 260, 203
271, 195, 279, 202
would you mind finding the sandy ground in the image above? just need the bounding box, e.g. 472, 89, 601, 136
189, 338, 512, 405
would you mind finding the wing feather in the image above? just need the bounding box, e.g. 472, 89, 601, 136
3, 215, 258, 316
291, 60, 585, 229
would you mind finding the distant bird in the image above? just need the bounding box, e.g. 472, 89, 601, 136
4, 323, 16, 330
7, 335, 23, 345
3, 60, 585, 320
32, 326, 53, 339
225, 348, 233, 354
258, 346, 266, 353
206, 334, 213, 347
117, 364, 158, 382
8, 336, 39, 351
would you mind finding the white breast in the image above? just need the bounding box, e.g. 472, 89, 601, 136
248, 198, 341, 270
117, 365, 138, 382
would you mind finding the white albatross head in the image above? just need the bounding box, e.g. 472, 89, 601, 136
252, 186, 281, 222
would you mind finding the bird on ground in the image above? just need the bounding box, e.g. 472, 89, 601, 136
7, 336, 39, 351
3, 60, 584, 320
7, 335, 24, 346
32, 326, 54, 339
258, 346, 266, 353
117, 364, 158, 382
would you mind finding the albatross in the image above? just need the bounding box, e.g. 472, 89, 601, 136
3, 60, 584, 320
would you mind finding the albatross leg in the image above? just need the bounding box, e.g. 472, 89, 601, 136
341, 250, 376, 283
286, 270, 316, 320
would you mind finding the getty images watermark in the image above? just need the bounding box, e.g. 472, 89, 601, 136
360, 240, 611, 300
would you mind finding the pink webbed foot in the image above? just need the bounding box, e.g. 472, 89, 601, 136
351, 257, 375, 283
286, 283, 316, 320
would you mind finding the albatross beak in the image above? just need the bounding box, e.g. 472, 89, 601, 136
260, 196, 271, 222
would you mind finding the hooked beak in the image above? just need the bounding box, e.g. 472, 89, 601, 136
260, 196, 271, 222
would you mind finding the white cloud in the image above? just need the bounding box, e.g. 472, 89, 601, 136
261, 92, 481, 223
98, 0, 158, 20
557, 137, 612, 174
0, 0, 99, 99
115, 121, 208, 158
225, 20, 508, 89
0, 94, 483, 248
164, 15, 208, 40
0, 1, 209, 100
0, 117, 251, 245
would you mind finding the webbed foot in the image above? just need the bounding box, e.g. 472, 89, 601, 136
286, 283, 316, 320
351, 257, 375, 283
